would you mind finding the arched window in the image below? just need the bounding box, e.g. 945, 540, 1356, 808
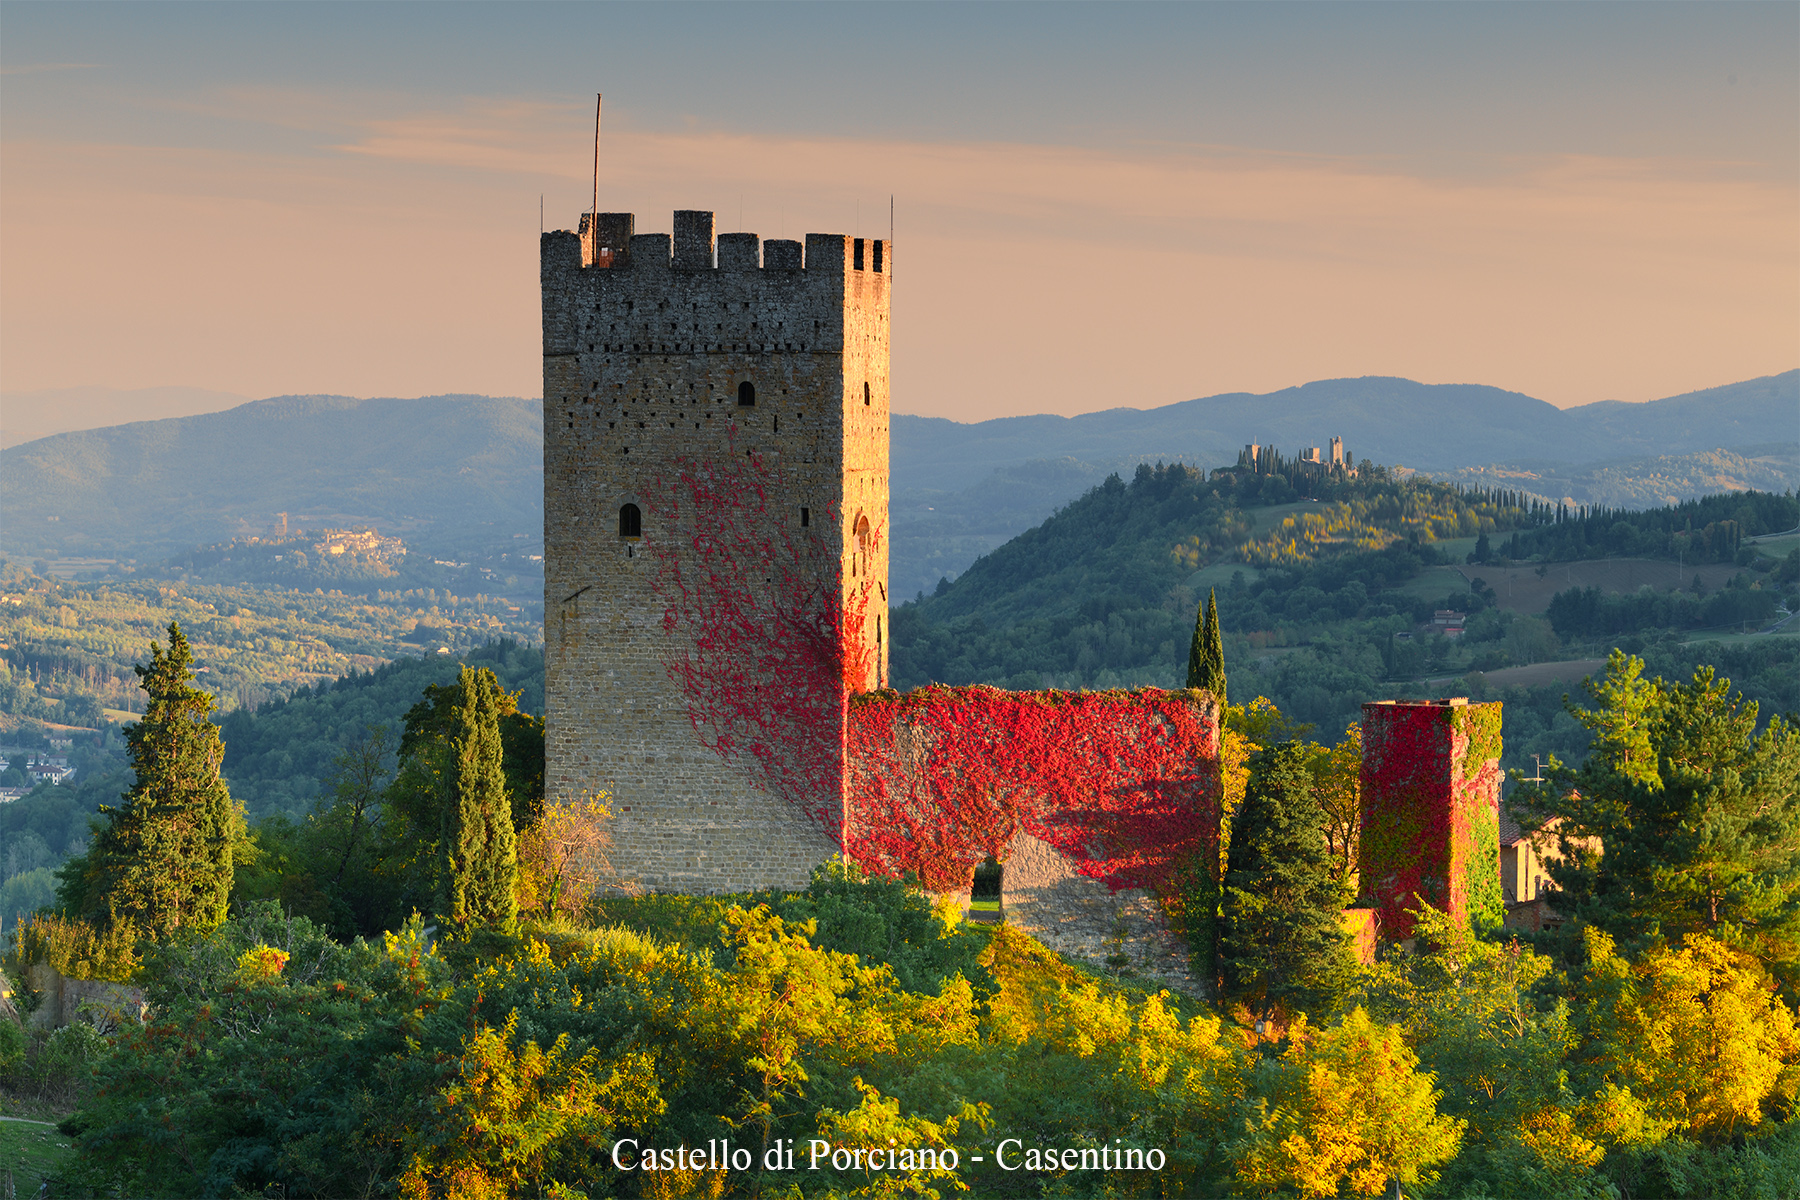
863, 381, 871, 406
618, 503, 641, 538
737, 381, 756, 406
853, 514, 872, 578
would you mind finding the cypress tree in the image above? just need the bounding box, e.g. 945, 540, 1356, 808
1203, 589, 1226, 705
1219, 742, 1350, 1022
442, 666, 518, 929
1186, 589, 1227, 704
81, 622, 245, 938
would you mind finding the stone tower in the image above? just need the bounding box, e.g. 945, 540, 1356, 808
1359, 698, 1503, 938
541, 210, 891, 892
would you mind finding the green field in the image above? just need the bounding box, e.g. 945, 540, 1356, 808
1386, 565, 1476, 603
0, 1118, 74, 1195
1750, 531, 1800, 560
1681, 624, 1800, 649
1433, 535, 1480, 561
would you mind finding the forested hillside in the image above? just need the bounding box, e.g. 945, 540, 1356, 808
890, 370, 1798, 596
892, 463, 1800, 775
894, 461, 1556, 695
0, 640, 544, 930
1441, 445, 1798, 512
1, 561, 539, 725
218, 639, 543, 818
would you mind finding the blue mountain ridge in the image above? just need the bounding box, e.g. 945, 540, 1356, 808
2, 373, 1792, 597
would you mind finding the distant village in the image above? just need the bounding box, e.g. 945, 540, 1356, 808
250, 514, 407, 565
0, 735, 78, 804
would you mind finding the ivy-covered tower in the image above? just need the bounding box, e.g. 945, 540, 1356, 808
1359, 698, 1503, 938
541, 210, 890, 892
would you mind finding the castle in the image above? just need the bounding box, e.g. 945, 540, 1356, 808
542, 211, 891, 890
542, 208, 1500, 948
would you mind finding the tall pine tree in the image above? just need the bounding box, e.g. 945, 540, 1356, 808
1186, 589, 1227, 704
1219, 742, 1350, 1022
80, 623, 246, 938
441, 666, 518, 929
1514, 650, 1800, 972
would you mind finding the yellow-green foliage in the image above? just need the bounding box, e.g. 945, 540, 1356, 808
1577, 928, 1800, 1142
396, 1011, 665, 1200
977, 923, 1086, 1044
8, 912, 139, 983
57, 883, 1466, 1200
1235, 483, 1520, 568
977, 923, 1462, 1199
1232, 1008, 1466, 1198
813, 1081, 988, 1199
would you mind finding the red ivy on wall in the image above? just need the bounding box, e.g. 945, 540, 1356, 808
845, 686, 1222, 893
645, 438, 1222, 895
646, 447, 879, 842
1359, 702, 1502, 938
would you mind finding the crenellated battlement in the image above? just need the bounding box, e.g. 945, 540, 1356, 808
571, 210, 888, 276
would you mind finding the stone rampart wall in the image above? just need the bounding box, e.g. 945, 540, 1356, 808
25, 963, 145, 1032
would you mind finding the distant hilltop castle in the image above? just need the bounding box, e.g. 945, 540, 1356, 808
1238, 435, 1357, 475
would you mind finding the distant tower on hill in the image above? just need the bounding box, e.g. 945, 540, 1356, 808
540, 209, 890, 891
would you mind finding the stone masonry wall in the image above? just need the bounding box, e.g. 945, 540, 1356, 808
25, 962, 146, 1032
999, 832, 1198, 991
543, 211, 890, 892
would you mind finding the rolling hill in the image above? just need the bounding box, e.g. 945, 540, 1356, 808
889, 372, 1798, 596
1, 394, 541, 562
4, 373, 1791, 599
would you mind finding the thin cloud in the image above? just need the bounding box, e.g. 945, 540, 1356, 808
0, 62, 101, 75
2, 97, 1793, 413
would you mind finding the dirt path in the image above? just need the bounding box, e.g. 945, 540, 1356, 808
1466, 659, 1608, 688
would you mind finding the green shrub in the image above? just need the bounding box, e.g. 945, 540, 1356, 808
0, 1016, 26, 1075
136, 899, 349, 1011
38, 1022, 106, 1082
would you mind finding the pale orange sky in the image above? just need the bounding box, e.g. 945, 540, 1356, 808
2, 3, 1795, 421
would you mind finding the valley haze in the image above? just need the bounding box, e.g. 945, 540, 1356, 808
4, 371, 1792, 601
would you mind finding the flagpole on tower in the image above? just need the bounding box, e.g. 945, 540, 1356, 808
592, 93, 603, 227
